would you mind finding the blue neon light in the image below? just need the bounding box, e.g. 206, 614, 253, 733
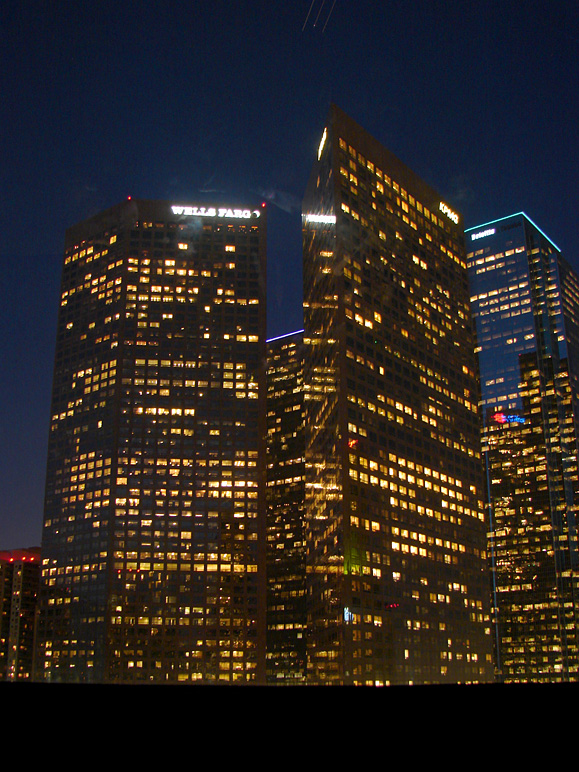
266, 329, 305, 344
465, 212, 560, 252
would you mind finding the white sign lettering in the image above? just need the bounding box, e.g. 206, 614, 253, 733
171, 205, 261, 219
471, 228, 496, 240
305, 213, 336, 224
439, 202, 459, 224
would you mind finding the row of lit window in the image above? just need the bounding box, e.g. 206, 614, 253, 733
64, 245, 110, 265
349, 454, 465, 492
339, 137, 455, 229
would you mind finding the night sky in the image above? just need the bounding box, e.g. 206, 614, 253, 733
1, 0, 578, 548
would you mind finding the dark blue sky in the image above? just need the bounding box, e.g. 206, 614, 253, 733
1, 0, 578, 547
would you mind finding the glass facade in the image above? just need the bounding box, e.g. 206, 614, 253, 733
302, 105, 493, 685
36, 199, 267, 683
467, 213, 579, 681
266, 330, 307, 683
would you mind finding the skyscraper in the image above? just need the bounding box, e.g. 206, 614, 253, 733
266, 330, 307, 683
36, 198, 267, 683
302, 105, 493, 685
0, 548, 41, 681
466, 212, 579, 682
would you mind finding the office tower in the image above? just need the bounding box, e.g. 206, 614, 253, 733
466, 213, 579, 682
266, 330, 307, 683
36, 199, 267, 683
0, 548, 41, 681
301, 105, 493, 685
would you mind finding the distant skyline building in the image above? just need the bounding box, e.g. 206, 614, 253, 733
301, 105, 493, 684
266, 330, 307, 683
35, 199, 267, 683
466, 212, 579, 682
0, 547, 41, 681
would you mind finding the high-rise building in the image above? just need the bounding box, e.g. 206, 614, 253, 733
36, 199, 267, 683
466, 212, 579, 682
301, 105, 493, 685
0, 548, 41, 681
266, 330, 307, 683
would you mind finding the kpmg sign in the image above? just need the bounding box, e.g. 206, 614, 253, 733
171, 205, 261, 219
439, 202, 459, 224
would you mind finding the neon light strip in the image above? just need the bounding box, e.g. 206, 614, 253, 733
465, 212, 560, 252
318, 127, 327, 160
266, 329, 305, 343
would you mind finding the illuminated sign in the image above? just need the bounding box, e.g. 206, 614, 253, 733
471, 228, 496, 241
318, 127, 327, 160
439, 202, 459, 224
171, 205, 261, 219
493, 412, 525, 425
305, 213, 336, 224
